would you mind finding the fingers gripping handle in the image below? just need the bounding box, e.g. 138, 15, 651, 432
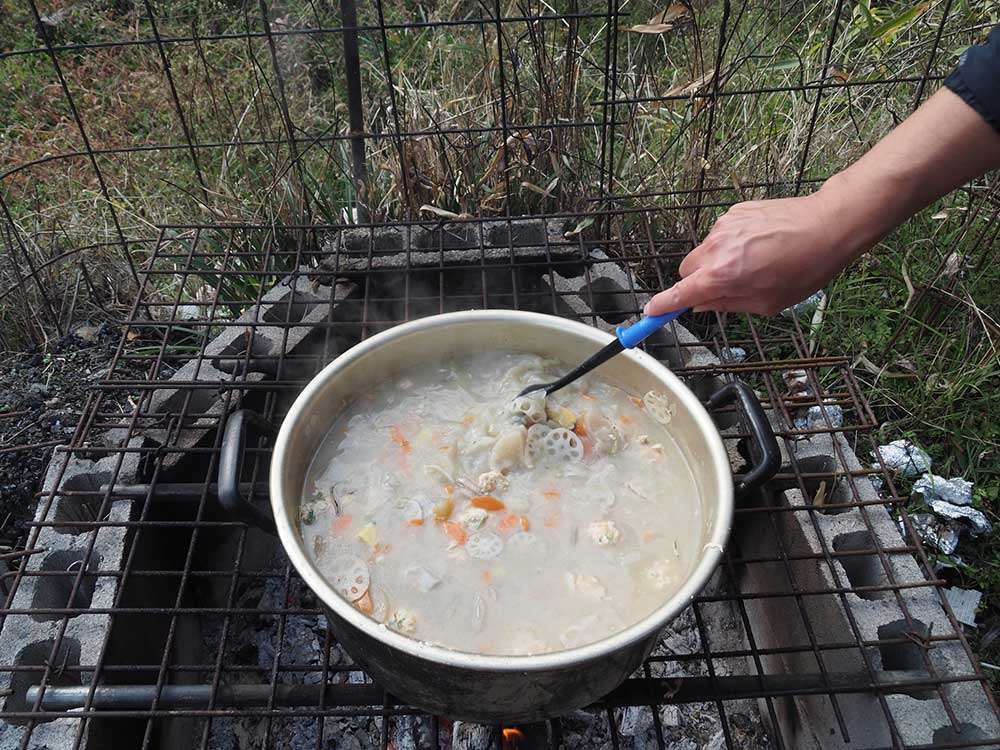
615, 308, 689, 349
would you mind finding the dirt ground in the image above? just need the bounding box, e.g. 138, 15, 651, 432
0, 322, 141, 537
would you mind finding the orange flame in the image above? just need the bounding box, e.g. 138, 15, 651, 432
502, 727, 525, 749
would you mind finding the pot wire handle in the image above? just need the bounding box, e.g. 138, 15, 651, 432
707, 382, 780, 496
219, 409, 278, 534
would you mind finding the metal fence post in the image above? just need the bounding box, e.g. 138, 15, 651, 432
340, 0, 369, 222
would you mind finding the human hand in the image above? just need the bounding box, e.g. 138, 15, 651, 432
644, 192, 857, 316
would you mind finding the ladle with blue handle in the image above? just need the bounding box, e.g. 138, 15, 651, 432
517, 308, 690, 398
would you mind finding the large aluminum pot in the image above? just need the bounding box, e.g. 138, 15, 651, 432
220, 310, 778, 722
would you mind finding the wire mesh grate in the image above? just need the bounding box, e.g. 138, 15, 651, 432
0, 218, 997, 749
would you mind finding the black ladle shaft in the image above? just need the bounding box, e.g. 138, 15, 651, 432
516, 338, 624, 398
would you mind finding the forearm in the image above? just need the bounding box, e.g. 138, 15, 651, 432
645, 28, 1000, 318
816, 87, 1000, 261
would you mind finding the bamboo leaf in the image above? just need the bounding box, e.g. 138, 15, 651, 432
871, 2, 929, 42
662, 68, 717, 97
623, 3, 688, 34
419, 204, 471, 220
564, 216, 595, 237
857, 0, 876, 32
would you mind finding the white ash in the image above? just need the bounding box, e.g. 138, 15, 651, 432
200, 564, 766, 749
203, 573, 384, 750
912, 474, 973, 506
390, 714, 435, 750
557, 606, 768, 750
452, 720, 498, 749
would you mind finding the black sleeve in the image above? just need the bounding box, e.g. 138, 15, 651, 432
944, 24, 1000, 132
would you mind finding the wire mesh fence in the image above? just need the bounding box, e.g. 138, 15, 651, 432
2, 0, 996, 345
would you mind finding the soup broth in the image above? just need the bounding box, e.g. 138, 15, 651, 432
300, 351, 701, 655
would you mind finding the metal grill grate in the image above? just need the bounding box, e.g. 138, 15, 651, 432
1, 215, 997, 749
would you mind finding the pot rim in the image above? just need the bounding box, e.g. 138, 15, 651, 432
270, 310, 733, 672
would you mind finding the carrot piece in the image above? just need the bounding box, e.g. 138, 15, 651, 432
543, 511, 560, 528
407, 518, 424, 527
619, 414, 633, 426
443, 521, 467, 546
481, 570, 492, 584
543, 489, 560, 500
498, 514, 530, 534
354, 591, 374, 614
471, 495, 506, 512
330, 514, 353, 535
389, 425, 411, 454
497, 515, 517, 534
573, 420, 588, 437
628, 395, 644, 408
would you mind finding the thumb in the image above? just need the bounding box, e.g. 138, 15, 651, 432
643, 269, 717, 316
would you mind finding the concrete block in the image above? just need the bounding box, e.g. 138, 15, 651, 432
0, 446, 134, 750
318, 219, 575, 272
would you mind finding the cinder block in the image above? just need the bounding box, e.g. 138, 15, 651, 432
206, 272, 355, 377
319, 219, 574, 272
0, 446, 134, 750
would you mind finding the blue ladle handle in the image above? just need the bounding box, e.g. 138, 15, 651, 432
615, 308, 690, 349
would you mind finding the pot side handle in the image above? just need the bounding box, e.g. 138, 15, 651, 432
219, 409, 278, 534
706, 382, 781, 496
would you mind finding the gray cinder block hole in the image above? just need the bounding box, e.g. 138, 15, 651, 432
6, 638, 82, 724
877, 618, 931, 672
212, 332, 274, 375
152, 386, 219, 422
369, 227, 403, 252
584, 277, 634, 325
832, 531, 890, 600
771, 455, 848, 512
51, 477, 103, 535
488, 221, 545, 249
932, 723, 990, 745
30, 550, 103, 622
261, 296, 318, 324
